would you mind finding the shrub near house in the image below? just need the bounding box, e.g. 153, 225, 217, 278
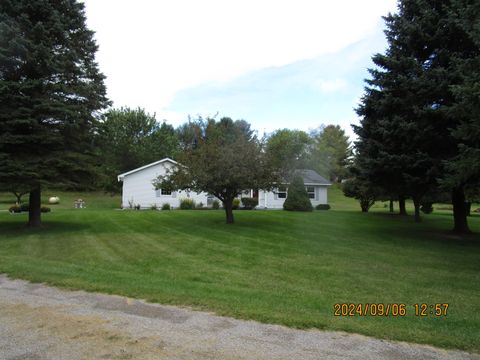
180, 198, 195, 210
241, 197, 258, 210
283, 176, 313, 212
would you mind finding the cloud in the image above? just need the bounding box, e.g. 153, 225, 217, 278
315, 79, 349, 93
81, 0, 397, 114
163, 24, 392, 136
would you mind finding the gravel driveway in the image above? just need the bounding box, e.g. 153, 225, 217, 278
0, 274, 478, 360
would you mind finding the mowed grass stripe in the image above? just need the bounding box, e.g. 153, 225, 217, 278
0, 208, 479, 352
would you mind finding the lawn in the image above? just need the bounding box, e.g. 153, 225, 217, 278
0, 189, 479, 352
0, 190, 121, 211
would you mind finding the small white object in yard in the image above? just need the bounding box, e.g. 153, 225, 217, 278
74, 199, 85, 209
48, 196, 60, 204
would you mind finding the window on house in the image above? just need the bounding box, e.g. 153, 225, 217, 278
306, 186, 315, 199
156, 189, 172, 196
207, 195, 214, 205
277, 186, 287, 199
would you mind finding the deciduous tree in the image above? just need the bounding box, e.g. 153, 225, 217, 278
96, 107, 178, 193
155, 117, 276, 224
309, 125, 352, 183
265, 129, 311, 180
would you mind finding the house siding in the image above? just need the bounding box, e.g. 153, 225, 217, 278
119, 159, 330, 209
120, 161, 209, 209
257, 185, 328, 209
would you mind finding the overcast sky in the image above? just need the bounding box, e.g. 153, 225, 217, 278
82, 0, 398, 139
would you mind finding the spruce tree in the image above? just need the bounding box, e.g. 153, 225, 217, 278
442, 0, 480, 232
283, 175, 313, 212
0, 0, 109, 226
355, 0, 479, 232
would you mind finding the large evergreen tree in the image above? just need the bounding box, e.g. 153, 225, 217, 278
442, 0, 480, 231
355, 0, 480, 231
0, 0, 109, 226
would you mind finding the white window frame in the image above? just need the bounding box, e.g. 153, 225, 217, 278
306, 186, 315, 199
207, 195, 215, 205
156, 189, 172, 197
277, 186, 287, 199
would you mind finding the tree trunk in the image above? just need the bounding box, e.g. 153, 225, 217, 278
223, 199, 234, 224
360, 199, 372, 213
28, 187, 42, 227
412, 197, 421, 223
398, 195, 407, 216
13, 192, 22, 205
389, 198, 394, 213
12, 191, 27, 204
452, 187, 470, 234
465, 202, 471, 217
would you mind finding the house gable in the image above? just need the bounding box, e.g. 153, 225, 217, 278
117, 158, 178, 182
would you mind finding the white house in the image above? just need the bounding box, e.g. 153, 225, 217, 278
118, 158, 330, 209
257, 169, 331, 209
117, 158, 210, 209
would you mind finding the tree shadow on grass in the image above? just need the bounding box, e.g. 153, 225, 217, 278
369, 211, 480, 246
0, 220, 91, 239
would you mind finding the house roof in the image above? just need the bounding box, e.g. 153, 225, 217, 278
117, 158, 331, 186
117, 158, 178, 181
294, 169, 331, 186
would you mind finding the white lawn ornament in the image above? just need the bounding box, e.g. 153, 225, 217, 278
48, 196, 60, 204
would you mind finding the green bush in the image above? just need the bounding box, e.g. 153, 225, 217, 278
342, 178, 376, 213
316, 204, 331, 210
196, 202, 204, 209
9, 204, 50, 213
241, 197, 258, 210
150, 204, 158, 210
9, 205, 21, 213
283, 176, 313, 212
180, 198, 195, 210
212, 200, 220, 209
232, 198, 240, 210
161, 203, 171, 210
420, 203, 433, 214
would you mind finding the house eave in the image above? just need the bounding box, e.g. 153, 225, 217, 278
275, 182, 331, 186
117, 157, 178, 182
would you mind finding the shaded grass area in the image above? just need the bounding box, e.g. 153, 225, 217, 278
0, 190, 120, 210
0, 206, 479, 352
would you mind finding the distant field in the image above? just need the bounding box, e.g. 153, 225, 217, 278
0, 187, 479, 352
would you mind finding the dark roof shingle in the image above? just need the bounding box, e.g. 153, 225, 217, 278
294, 169, 330, 185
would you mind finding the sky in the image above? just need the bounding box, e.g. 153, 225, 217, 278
82, 0, 398, 140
